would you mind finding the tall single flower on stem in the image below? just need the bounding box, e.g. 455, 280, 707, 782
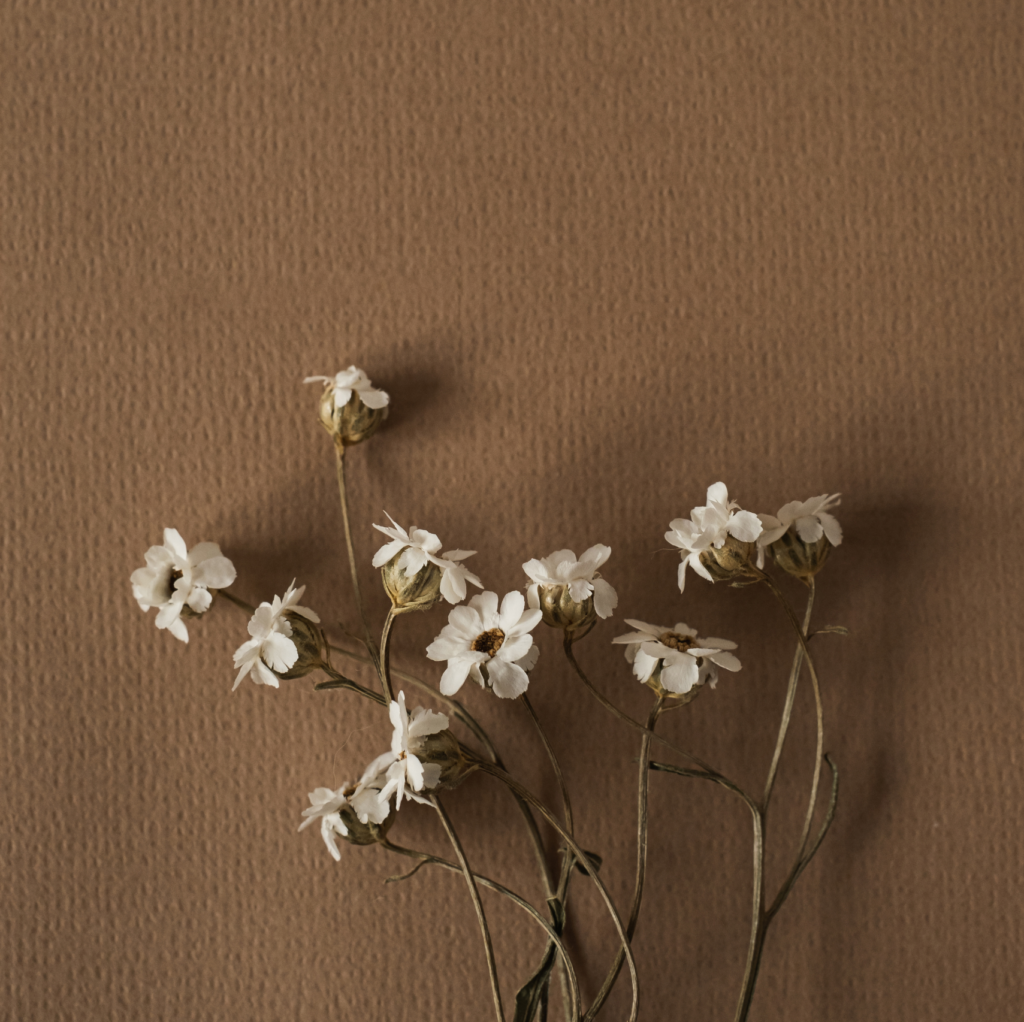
130, 528, 236, 643
305, 366, 390, 446
666, 482, 763, 592
232, 581, 321, 689
372, 512, 483, 605
426, 591, 542, 699
612, 619, 741, 696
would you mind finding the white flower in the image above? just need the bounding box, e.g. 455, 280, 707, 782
130, 528, 236, 643
372, 512, 483, 604
426, 591, 543, 699
611, 619, 741, 695
756, 494, 843, 568
232, 580, 320, 690
370, 692, 450, 810
303, 365, 389, 411
522, 545, 618, 619
665, 483, 763, 592
298, 776, 389, 862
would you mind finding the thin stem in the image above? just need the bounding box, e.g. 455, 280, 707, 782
431, 796, 505, 1022
733, 808, 767, 1022
335, 442, 379, 672
380, 839, 581, 1021
523, 695, 574, 836
757, 572, 826, 860
217, 589, 255, 614
585, 698, 663, 1021
377, 607, 396, 704
647, 763, 760, 816
763, 581, 815, 809
563, 636, 755, 810
473, 760, 641, 1022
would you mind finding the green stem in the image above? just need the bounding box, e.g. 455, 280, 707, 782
584, 698, 663, 1022
473, 760, 640, 1022
431, 796, 506, 1022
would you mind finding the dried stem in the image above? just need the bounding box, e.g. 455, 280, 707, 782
473, 760, 640, 1022
522, 694, 574, 836
431, 796, 506, 1022
380, 839, 582, 1021
377, 606, 396, 704
585, 698, 663, 1021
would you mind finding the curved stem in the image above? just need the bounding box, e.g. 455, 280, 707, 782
563, 636, 755, 810
334, 443, 380, 672
522, 694, 574, 836
431, 796, 505, 1022
585, 698, 663, 1021
376, 607, 397, 705
757, 573, 826, 859
473, 760, 640, 1022
380, 839, 581, 1021
733, 809, 767, 1022
763, 581, 815, 809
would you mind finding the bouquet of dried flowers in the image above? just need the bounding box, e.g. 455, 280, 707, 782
131, 366, 846, 1022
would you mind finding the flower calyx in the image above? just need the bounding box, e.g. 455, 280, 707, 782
305, 366, 389, 449
522, 545, 618, 638
757, 494, 842, 581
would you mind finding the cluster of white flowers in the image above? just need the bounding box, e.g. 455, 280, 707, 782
130, 529, 236, 643
373, 512, 483, 604
232, 581, 320, 689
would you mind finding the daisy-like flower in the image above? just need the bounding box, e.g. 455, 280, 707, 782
426, 591, 542, 699
304, 366, 390, 411
522, 545, 619, 619
665, 483, 763, 592
232, 581, 321, 690
372, 512, 483, 605
612, 620, 741, 696
130, 528, 237, 643
371, 692, 450, 810
298, 777, 389, 862
756, 494, 843, 568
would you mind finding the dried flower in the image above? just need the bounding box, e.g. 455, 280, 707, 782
370, 693, 451, 810
232, 581, 321, 690
305, 366, 389, 446
298, 777, 390, 861
130, 528, 236, 643
426, 591, 542, 699
756, 495, 843, 577
665, 483, 762, 592
612, 619, 740, 697
522, 546, 618, 634
372, 512, 482, 607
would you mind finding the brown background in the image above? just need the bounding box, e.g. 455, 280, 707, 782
3, 1, 1023, 1019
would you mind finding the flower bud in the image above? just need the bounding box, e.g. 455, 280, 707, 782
278, 613, 328, 680
698, 535, 759, 587
533, 584, 597, 638
316, 387, 388, 448
416, 728, 472, 789
768, 530, 831, 581
381, 556, 443, 614
337, 805, 395, 846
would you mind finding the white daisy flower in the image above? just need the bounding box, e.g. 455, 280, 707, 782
303, 366, 389, 411
612, 619, 741, 695
522, 545, 618, 619
130, 528, 237, 643
372, 512, 483, 604
665, 483, 763, 592
371, 692, 450, 810
232, 581, 321, 690
298, 776, 389, 862
756, 494, 843, 568
426, 591, 543, 699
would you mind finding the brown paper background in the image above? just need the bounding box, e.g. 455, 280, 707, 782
3, 1, 1023, 1019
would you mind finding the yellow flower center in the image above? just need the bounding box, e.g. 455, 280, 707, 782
471, 628, 506, 657
658, 631, 696, 653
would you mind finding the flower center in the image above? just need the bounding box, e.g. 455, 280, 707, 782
659, 631, 696, 653
471, 628, 506, 657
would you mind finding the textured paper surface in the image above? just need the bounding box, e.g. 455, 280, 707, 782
3, 1, 1023, 1019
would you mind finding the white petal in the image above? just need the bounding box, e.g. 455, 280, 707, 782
162, 528, 189, 562
689, 552, 715, 584
439, 658, 474, 696
728, 510, 763, 542
705, 482, 729, 506
631, 648, 659, 682
567, 578, 594, 603
487, 659, 529, 699
187, 586, 213, 614
190, 555, 237, 590
819, 512, 843, 547
253, 658, 280, 688
576, 544, 611, 575
794, 516, 824, 544
592, 578, 618, 619
372, 538, 407, 568
262, 632, 298, 673
706, 650, 741, 672
469, 591, 499, 622
661, 657, 699, 694
497, 590, 526, 630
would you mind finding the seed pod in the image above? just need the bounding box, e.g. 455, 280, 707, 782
416, 729, 472, 789
769, 530, 831, 581
533, 584, 597, 637
278, 614, 328, 679
698, 535, 759, 587
316, 386, 388, 448
381, 556, 443, 614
